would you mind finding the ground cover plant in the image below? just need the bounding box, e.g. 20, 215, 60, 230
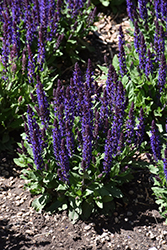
0, 0, 97, 151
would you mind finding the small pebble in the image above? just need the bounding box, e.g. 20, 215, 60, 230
127, 211, 132, 216
129, 190, 134, 195
25, 230, 34, 235
115, 217, 119, 223
114, 212, 118, 216
15, 196, 21, 201
84, 225, 91, 231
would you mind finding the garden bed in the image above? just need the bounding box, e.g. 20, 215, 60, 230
1, 10, 167, 250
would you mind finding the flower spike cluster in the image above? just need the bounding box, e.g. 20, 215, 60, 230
23, 61, 145, 182
150, 120, 162, 161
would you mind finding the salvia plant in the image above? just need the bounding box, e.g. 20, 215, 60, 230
14, 60, 146, 222
99, 0, 167, 132
0, 0, 97, 151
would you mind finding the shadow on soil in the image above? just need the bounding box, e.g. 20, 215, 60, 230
0, 218, 50, 250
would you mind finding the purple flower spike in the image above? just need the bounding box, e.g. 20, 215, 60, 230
82, 124, 92, 170
125, 102, 135, 144
27, 105, 44, 170
117, 132, 124, 153
138, 33, 146, 71
37, 25, 45, 68
66, 0, 86, 18
59, 138, 70, 183
1, 11, 11, 67
154, 0, 161, 20
103, 129, 113, 175
57, 103, 65, 138
93, 110, 100, 140
111, 107, 122, 156
135, 108, 145, 147
163, 148, 167, 181
100, 88, 109, 125
53, 80, 65, 116
134, 21, 141, 53
138, 0, 148, 21
73, 62, 83, 88
145, 49, 154, 78
126, 0, 136, 22
52, 118, 61, 163
150, 120, 162, 161
27, 44, 35, 83
65, 120, 74, 158
160, 0, 167, 21
158, 53, 166, 92
64, 85, 75, 126
106, 64, 116, 108
118, 26, 127, 77
36, 76, 50, 125
116, 81, 126, 118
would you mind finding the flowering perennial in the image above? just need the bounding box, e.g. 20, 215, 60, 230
23, 61, 145, 182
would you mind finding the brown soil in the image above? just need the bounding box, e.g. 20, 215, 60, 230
1, 10, 167, 250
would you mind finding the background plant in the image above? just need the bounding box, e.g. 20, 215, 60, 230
99, 0, 167, 135
0, 0, 97, 152
147, 119, 167, 223
14, 60, 146, 222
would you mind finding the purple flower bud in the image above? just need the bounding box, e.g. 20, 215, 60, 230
150, 120, 162, 161
59, 138, 69, 183
125, 102, 135, 144
118, 26, 127, 77
103, 129, 113, 175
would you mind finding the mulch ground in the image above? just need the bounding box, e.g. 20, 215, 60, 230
1, 9, 167, 250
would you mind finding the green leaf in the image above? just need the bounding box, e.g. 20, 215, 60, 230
99, 0, 110, 7
84, 188, 94, 197
98, 187, 110, 196
0, 62, 5, 72
95, 200, 103, 209
122, 75, 129, 86
102, 195, 113, 203
68, 209, 79, 223
148, 164, 159, 175
112, 55, 119, 70
67, 39, 76, 44
81, 200, 93, 220
46, 200, 62, 213
57, 184, 67, 191
106, 185, 123, 198
14, 157, 26, 168
31, 193, 51, 211
97, 65, 109, 74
